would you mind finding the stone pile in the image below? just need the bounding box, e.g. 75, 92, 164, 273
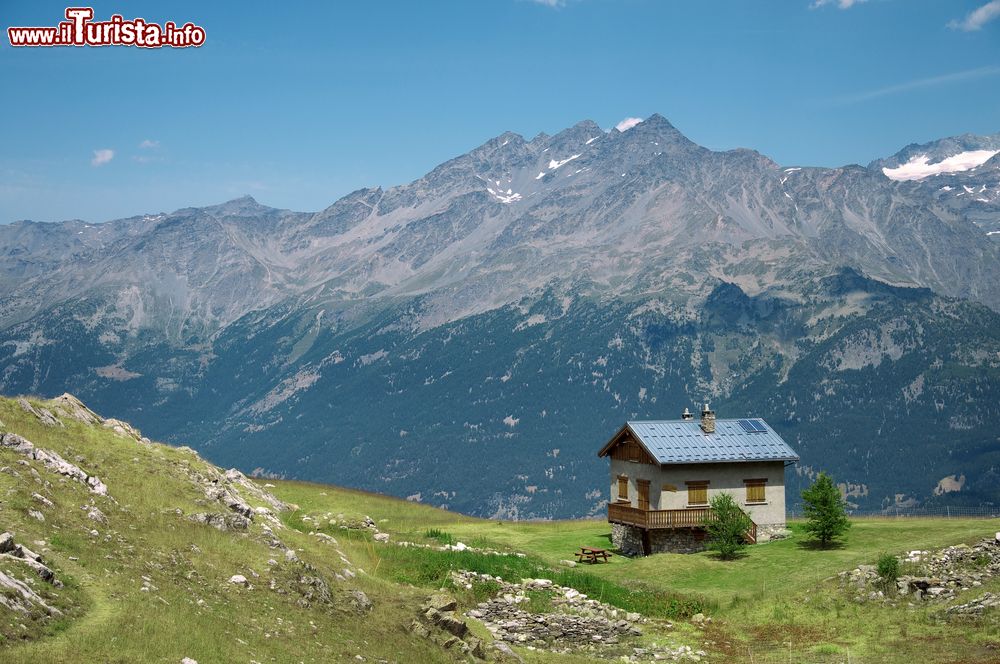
946, 592, 1000, 616
390, 538, 527, 558
454, 571, 643, 654
839, 534, 1000, 605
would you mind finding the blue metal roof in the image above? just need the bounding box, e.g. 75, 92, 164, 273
624, 419, 799, 465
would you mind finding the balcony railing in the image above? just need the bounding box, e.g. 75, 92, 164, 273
608, 502, 757, 543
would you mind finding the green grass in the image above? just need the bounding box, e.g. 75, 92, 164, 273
2, 394, 1000, 663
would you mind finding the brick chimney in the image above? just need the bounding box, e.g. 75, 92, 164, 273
700, 403, 715, 433
681, 407, 694, 420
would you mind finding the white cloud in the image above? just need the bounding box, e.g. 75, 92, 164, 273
529, 0, 565, 6
614, 117, 643, 132
948, 1, 1000, 31
882, 150, 1000, 181
138, 139, 160, 149
90, 149, 114, 167
811, 0, 867, 8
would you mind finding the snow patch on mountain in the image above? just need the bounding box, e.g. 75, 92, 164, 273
548, 154, 581, 170
882, 150, 1000, 181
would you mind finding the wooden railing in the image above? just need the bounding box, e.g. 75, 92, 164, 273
608, 503, 757, 543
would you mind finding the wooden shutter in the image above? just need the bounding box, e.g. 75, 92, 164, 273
745, 479, 766, 503
617, 475, 629, 502
686, 481, 708, 506
637, 479, 650, 511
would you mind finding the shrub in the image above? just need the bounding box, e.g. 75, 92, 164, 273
876, 552, 900, 585
801, 472, 851, 548
703, 492, 753, 560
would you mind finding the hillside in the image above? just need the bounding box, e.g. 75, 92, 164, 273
1, 395, 998, 663
2, 116, 1000, 517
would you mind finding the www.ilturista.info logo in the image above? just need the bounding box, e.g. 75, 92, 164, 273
7, 7, 206, 48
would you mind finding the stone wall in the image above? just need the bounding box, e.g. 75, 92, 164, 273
611, 523, 644, 557
612, 523, 708, 556
649, 528, 706, 554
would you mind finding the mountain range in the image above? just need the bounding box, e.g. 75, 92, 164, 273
1, 114, 999, 517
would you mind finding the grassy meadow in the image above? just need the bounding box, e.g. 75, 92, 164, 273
0, 395, 998, 663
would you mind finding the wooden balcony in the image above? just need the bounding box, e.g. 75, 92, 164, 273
608, 502, 757, 544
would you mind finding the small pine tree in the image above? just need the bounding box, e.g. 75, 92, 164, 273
801, 472, 851, 548
703, 492, 753, 560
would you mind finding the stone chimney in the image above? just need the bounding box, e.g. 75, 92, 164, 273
681, 407, 694, 420
700, 403, 715, 434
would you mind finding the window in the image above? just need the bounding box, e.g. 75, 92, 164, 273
617, 475, 629, 502
637, 479, 650, 510
686, 481, 709, 506
745, 479, 767, 504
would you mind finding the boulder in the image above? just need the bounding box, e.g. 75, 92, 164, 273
228, 574, 249, 587
348, 589, 373, 613
425, 593, 457, 612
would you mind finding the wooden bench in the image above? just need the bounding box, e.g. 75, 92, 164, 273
575, 546, 612, 564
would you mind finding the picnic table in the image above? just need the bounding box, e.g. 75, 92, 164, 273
575, 546, 612, 564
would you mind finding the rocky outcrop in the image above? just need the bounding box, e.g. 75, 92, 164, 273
410, 592, 488, 660
0, 532, 63, 616
0, 432, 109, 497
50, 393, 102, 425
17, 398, 63, 427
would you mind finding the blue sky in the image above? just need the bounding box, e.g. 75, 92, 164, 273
1, 0, 998, 223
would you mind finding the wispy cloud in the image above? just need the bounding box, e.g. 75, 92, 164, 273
948, 1, 1000, 31
529, 0, 565, 6
91, 149, 114, 167
614, 117, 643, 132
835, 65, 1000, 104
810, 0, 867, 9
138, 139, 160, 149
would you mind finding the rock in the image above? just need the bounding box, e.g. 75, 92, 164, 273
228, 574, 249, 587
559, 559, 578, 568
426, 593, 457, 612
87, 507, 107, 523
28, 510, 45, 522
181, 659, 198, 664
31, 493, 53, 507
438, 612, 469, 638
51, 394, 103, 425
285, 549, 299, 563
452, 541, 467, 551
0, 533, 14, 554
188, 512, 250, 531
373, 532, 390, 543
348, 589, 373, 613
492, 641, 525, 663
691, 613, 706, 624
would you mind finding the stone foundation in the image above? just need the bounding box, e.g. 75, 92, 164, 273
611, 523, 707, 556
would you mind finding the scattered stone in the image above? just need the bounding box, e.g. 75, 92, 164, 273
228, 575, 250, 587
181, 658, 198, 664
373, 532, 390, 543
28, 510, 45, 522
87, 506, 107, 523
31, 492, 53, 507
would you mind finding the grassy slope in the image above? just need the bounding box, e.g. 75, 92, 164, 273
275, 479, 1000, 664
1, 395, 998, 663
0, 397, 449, 664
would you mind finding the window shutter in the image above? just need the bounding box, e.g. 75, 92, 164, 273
745, 479, 766, 503
686, 481, 709, 506
617, 475, 629, 501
